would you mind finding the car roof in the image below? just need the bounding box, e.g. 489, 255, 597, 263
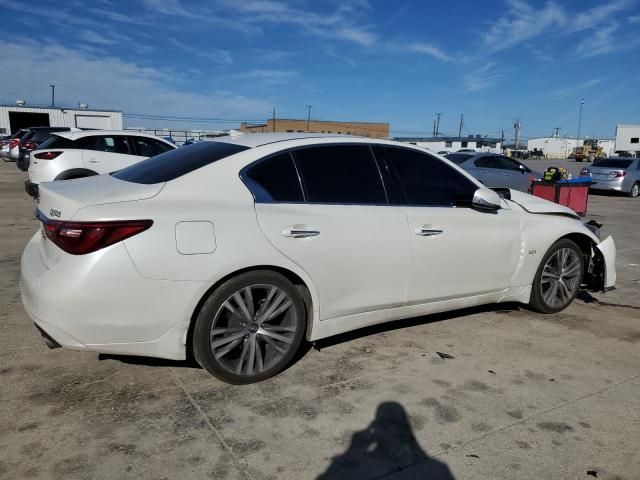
207, 132, 356, 148
54, 130, 173, 142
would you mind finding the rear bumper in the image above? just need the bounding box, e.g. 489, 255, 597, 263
24, 180, 38, 198
589, 181, 624, 192
16, 154, 30, 171
20, 233, 203, 360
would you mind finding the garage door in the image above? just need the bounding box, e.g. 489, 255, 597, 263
75, 115, 111, 129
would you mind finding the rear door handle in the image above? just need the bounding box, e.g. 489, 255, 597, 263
282, 226, 320, 238
414, 226, 443, 236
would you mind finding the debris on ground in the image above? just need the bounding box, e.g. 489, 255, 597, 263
437, 352, 455, 360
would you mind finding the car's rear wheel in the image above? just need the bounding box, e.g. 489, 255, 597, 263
629, 183, 639, 198
192, 271, 306, 384
529, 239, 584, 314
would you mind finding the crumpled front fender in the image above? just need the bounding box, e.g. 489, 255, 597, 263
596, 235, 616, 290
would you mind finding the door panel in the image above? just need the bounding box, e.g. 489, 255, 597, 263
255, 203, 410, 320
405, 206, 521, 303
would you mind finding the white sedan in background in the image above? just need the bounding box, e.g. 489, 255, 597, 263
20, 133, 616, 384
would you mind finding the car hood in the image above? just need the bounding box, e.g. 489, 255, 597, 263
37, 174, 164, 221
506, 189, 580, 219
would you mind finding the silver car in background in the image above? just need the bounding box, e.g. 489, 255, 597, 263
445, 152, 541, 192
587, 157, 640, 198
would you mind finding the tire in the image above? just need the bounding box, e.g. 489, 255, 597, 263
192, 270, 307, 384
629, 183, 639, 198
529, 239, 584, 314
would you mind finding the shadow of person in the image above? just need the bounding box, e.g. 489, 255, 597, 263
317, 402, 455, 480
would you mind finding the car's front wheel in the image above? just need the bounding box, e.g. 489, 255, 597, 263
529, 239, 584, 314
192, 271, 306, 384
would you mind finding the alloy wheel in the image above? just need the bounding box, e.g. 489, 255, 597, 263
631, 184, 639, 198
209, 284, 298, 376
540, 248, 582, 308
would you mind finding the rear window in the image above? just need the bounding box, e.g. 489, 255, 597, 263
444, 153, 472, 164
30, 131, 55, 143
36, 135, 75, 150
112, 141, 250, 184
593, 159, 633, 168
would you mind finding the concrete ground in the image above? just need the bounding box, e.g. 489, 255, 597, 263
1, 159, 639, 480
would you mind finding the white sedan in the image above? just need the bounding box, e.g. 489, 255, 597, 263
20, 133, 616, 384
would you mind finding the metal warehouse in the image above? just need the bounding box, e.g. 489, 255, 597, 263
615, 124, 640, 154
0, 104, 123, 134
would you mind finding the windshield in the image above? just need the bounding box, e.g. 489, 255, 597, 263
444, 153, 472, 164
112, 141, 250, 184
592, 159, 633, 168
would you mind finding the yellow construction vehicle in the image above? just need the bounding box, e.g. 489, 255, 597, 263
569, 139, 607, 162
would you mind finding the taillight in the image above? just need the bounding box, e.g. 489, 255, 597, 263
34, 151, 61, 160
613, 171, 626, 178
579, 168, 590, 176
36, 210, 152, 255
10, 139, 19, 148
23, 141, 37, 150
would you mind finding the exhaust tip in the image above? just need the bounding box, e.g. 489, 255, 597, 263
34, 323, 61, 349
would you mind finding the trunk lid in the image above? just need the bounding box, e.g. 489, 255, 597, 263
589, 167, 625, 180
37, 174, 164, 221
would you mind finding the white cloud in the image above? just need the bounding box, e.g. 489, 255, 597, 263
168, 38, 233, 65
464, 63, 501, 92
575, 23, 619, 58
482, 0, 565, 52
0, 40, 271, 128
554, 78, 606, 97
629, 14, 640, 23
567, 0, 630, 33
408, 43, 454, 62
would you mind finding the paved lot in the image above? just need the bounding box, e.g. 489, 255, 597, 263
1, 159, 639, 480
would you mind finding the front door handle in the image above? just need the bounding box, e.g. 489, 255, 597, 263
282, 226, 320, 238
414, 226, 443, 236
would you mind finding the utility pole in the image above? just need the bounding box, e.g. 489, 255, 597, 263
577, 98, 584, 143
501, 129, 505, 153
435, 113, 442, 139
272, 107, 276, 132
305, 105, 313, 132
514, 119, 521, 157
458, 114, 464, 139
49, 84, 55, 107
432, 119, 436, 138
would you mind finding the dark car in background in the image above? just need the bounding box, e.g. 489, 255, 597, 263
16, 127, 75, 171
445, 152, 541, 192
586, 157, 640, 198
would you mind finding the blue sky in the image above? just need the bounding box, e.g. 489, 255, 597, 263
0, 0, 638, 139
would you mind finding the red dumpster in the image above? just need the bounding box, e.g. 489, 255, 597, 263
530, 179, 591, 217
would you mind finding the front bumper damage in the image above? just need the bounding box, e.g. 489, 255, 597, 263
583, 233, 616, 292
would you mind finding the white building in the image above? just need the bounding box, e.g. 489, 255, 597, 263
527, 137, 582, 159
615, 124, 640, 155
395, 136, 502, 154
596, 139, 615, 157
0, 103, 122, 134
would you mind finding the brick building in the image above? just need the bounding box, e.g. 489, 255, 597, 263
239, 118, 389, 139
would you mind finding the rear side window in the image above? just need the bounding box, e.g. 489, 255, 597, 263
79, 135, 132, 154
381, 147, 477, 206
245, 153, 303, 202
293, 145, 387, 204
113, 141, 250, 184
130, 136, 174, 157
593, 159, 633, 168
36, 135, 75, 150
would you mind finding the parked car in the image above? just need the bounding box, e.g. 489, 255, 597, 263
585, 157, 640, 198
25, 130, 176, 197
21, 133, 616, 384
4, 129, 30, 161
1, 131, 24, 160
445, 152, 542, 192
16, 127, 76, 171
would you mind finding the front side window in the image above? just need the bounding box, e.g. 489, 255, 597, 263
381, 146, 477, 207
245, 153, 303, 202
293, 145, 386, 204
80, 135, 131, 154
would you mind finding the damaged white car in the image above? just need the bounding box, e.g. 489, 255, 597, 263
20, 133, 615, 384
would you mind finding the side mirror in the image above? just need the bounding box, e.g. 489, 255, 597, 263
472, 188, 502, 211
